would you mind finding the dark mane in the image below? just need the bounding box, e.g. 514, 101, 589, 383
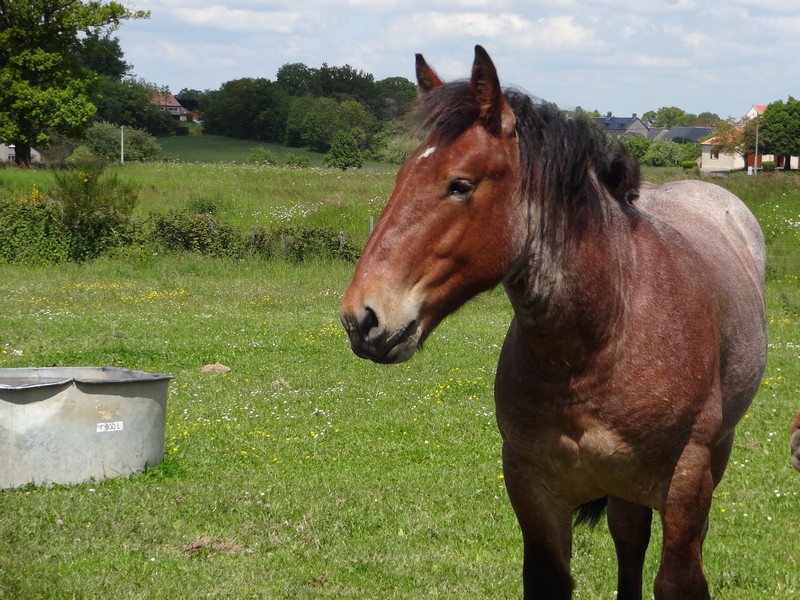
416, 82, 641, 246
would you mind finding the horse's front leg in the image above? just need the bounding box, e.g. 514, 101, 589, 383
607, 497, 652, 600
502, 442, 574, 599
655, 443, 713, 599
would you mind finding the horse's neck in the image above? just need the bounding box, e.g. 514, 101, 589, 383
503, 220, 630, 375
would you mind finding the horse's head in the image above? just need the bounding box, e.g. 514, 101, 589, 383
340, 46, 525, 363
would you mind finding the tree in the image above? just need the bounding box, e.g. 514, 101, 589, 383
201, 78, 288, 141
316, 63, 382, 116
0, 1, 149, 166
175, 88, 206, 113
78, 31, 131, 79
276, 63, 320, 96
641, 107, 694, 128
711, 116, 759, 159
376, 76, 418, 119
301, 97, 340, 152
335, 99, 378, 149
285, 96, 315, 147
572, 106, 602, 118
93, 77, 174, 136
693, 112, 721, 127
762, 97, 800, 170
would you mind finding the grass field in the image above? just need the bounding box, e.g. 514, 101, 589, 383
1, 155, 800, 598
157, 135, 328, 166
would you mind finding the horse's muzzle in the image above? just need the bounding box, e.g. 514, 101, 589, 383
340, 304, 420, 364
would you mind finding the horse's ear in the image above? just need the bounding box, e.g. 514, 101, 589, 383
416, 54, 443, 93
470, 45, 514, 137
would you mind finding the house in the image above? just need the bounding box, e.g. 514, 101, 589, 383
650, 126, 712, 143
151, 92, 190, 121
0, 142, 42, 163
700, 136, 745, 172
700, 104, 800, 173
593, 113, 649, 137
745, 105, 767, 120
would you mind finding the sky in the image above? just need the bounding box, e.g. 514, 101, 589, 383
115, 0, 800, 120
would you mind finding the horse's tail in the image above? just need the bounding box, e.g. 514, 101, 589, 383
573, 497, 608, 527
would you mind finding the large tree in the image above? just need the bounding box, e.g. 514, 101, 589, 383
641, 106, 695, 128
0, 1, 148, 166
762, 97, 800, 170
202, 78, 290, 141
710, 116, 759, 167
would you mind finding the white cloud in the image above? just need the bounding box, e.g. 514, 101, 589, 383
391, 12, 593, 50
169, 5, 305, 34
112, 0, 800, 119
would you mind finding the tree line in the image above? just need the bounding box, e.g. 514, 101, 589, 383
0, 1, 419, 167
175, 63, 418, 156
2, 2, 797, 169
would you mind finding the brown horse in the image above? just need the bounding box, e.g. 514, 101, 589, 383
792, 412, 800, 472
340, 46, 767, 599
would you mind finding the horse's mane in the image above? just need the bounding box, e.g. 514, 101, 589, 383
415, 82, 641, 247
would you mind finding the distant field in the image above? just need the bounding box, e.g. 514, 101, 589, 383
157, 134, 327, 166
156, 134, 387, 170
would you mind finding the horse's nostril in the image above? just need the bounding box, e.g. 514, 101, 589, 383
361, 306, 379, 337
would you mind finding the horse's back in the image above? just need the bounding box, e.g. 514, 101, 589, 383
638, 180, 765, 283
637, 180, 767, 430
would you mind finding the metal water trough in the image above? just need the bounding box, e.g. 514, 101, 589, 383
0, 366, 173, 489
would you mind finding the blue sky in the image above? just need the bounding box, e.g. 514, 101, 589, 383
116, 0, 800, 119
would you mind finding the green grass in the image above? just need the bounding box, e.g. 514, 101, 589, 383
1, 164, 800, 598
157, 135, 326, 166
156, 134, 388, 171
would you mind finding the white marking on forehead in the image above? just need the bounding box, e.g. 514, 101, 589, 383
418, 146, 437, 160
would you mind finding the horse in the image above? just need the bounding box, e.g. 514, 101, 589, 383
340, 46, 767, 599
791, 411, 800, 472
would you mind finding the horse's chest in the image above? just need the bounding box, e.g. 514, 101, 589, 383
493, 371, 669, 500
496, 404, 655, 502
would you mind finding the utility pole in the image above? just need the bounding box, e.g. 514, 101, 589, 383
753, 115, 759, 176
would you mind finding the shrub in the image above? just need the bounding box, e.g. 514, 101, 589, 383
285, 152, 311, 168
324, 131, 364, 170
641, 140, 683, 167
51, 162, 139, 261
0, 162, 139, 264
681, 160, 698, 171
248, 146, 278, 165
0, 187, 71, 264
146, 210, 245, 257
185, 192, 227, 215
761, 161, 776, 172
66, 145, 102, 167
620, 135, 652, 161
680, 142, 702, 163
250, 223, 359, 262
85, 121, 161, 162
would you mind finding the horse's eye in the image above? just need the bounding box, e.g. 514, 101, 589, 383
447, 179, 476, 199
